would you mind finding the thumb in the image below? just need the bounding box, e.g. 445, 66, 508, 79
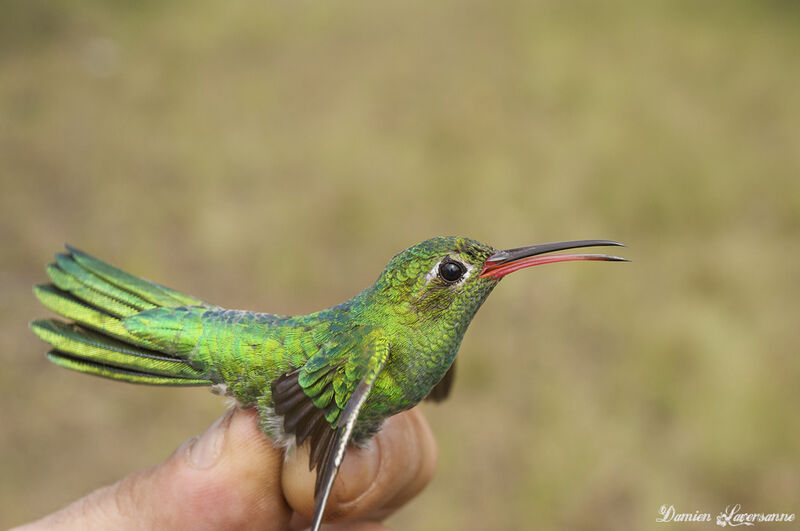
16, 408, 292, 531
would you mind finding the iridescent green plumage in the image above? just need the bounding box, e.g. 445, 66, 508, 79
31, 237, 626, 530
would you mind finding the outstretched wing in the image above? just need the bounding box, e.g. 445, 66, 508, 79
271, 326, 389, 531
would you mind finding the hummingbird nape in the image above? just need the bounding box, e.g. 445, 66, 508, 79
30, 237, 627, 529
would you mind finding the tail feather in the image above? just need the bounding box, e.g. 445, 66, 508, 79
66, 245, 206, 308
32, 246, 214, 386
33, 283, 157, 347
53, 252, 157, 314
46, 351, 211, 386
33, 284, 152, 346
47, 260, 141, 319
31, 319, 208, 381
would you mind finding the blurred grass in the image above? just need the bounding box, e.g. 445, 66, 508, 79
2, 1, 799, 529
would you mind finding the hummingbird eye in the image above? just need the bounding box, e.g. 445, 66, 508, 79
438, 259, 466, 283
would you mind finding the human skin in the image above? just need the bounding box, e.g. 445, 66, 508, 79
13, 408, 437, 531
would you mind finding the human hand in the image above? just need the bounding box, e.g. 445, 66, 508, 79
14, 407, 437, 530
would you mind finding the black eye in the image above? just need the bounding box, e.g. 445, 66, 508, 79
438, 260, 466, 282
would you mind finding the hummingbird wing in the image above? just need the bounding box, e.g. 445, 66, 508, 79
425, 359, 456, 402
271, 326, 390, 531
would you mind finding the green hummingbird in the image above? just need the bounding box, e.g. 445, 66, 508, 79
30, 237, 626, 529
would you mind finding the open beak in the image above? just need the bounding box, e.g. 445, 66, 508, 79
479, 239, 628, 279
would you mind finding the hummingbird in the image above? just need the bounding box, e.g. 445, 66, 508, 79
30, 237, 626, 530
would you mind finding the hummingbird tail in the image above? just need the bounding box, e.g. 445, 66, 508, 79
31, 247, 212, 386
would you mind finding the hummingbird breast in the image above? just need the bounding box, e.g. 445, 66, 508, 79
377, 323, 464, 407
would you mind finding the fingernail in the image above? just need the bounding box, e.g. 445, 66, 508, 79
187, 409, 234, 469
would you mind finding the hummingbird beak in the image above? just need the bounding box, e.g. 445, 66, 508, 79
479, 239, 628, 279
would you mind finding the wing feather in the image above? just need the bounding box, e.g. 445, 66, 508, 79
270, 327, 390, 531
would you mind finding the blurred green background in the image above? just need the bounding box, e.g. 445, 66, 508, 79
2, 1, 799, 529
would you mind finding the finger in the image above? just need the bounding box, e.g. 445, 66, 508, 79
366, 408, 437, 519
282, 408, 437, 526
16, 408, 292, 531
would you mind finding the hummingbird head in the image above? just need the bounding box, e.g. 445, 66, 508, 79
371, 236, 627, 330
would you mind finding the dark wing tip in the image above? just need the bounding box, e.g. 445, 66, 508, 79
271, 369, 339, 479
425, 360, 456, 402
